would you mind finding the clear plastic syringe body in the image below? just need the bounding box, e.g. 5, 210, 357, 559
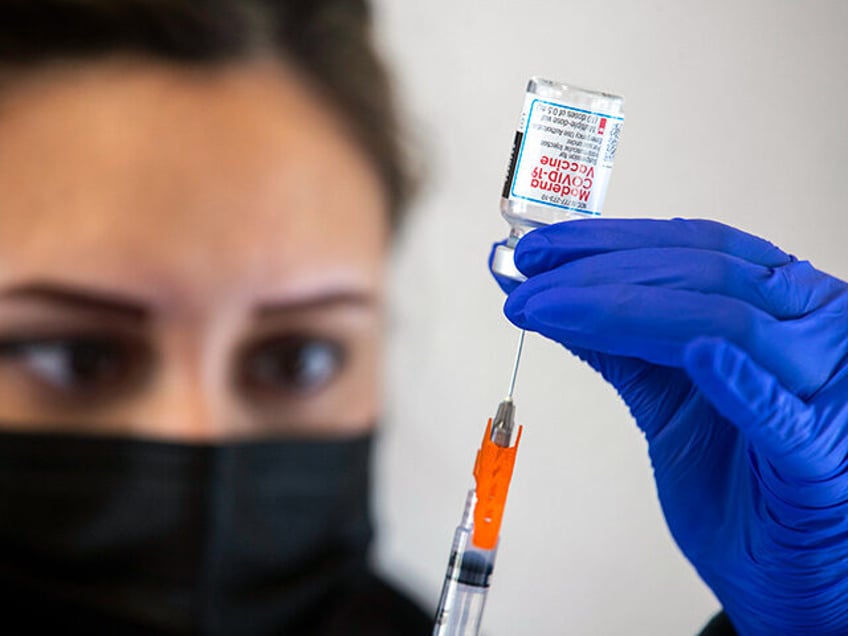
491, 77, 625, 281
433, 490, 497, 636
434, 338, 523, 635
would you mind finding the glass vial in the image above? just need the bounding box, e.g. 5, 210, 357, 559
491, 77, 625, 280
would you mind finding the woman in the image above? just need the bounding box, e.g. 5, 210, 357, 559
4, 1, 848, 635
0, 1, 428, 633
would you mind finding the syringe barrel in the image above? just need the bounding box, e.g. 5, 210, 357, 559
433, 491, 498, 636
433, 580, 489, 636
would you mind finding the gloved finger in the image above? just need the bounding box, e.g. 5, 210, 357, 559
682, 337, 827, 481
505, 282, 765, 368
566, 345, 692, 435
514, 218, 794, 278
488, 240, 521, 294
503, 281, 837, 397
515, 247, 841, 320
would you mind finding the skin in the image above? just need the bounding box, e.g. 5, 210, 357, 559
0, 57, 389, 440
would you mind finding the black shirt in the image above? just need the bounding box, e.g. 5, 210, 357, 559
699, 612, 737, 636
0, 571, 434, 635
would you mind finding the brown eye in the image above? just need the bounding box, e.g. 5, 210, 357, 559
0, 335, 150, 401
238, 335, 346, 397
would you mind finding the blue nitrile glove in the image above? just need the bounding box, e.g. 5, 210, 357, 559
490, 219, 848, 635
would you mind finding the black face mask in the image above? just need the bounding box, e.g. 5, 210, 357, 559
0, 429, 374, 635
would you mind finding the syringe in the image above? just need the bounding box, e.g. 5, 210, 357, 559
433, 330, 525, 636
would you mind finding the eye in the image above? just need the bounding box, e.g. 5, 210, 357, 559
0, 335, 151, 401
238, 335, 346, 397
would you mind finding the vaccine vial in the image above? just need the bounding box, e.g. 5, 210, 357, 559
491, 77, 625, 280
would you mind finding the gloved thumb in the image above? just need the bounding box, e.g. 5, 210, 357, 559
683, 337, 817, 477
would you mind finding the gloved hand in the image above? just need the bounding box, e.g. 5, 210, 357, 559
491, 219, 848, 635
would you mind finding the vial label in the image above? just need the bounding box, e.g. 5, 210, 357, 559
504, 94, 624, 215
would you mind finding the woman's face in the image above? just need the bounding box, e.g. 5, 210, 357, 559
0, 59, 389, 440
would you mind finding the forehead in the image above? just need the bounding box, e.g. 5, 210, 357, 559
0, 59, 388, 306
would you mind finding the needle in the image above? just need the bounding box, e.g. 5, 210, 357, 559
506, 329, 525, 401
491, 329, 526, 446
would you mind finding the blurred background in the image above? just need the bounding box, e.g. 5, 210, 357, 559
368, 1, 848, 634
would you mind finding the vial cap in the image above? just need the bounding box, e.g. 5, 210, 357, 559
491, 243, 527, 282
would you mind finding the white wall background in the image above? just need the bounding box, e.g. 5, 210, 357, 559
369, 1, 848, 634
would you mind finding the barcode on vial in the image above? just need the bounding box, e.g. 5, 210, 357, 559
604, 122, 622, 163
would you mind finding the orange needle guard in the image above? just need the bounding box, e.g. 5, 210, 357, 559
472, 418, 522, 550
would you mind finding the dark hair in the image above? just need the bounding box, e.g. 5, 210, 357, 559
0, 0, 414, 227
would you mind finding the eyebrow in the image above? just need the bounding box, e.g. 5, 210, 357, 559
0, 282, 375, 322
0, 282, 150, 322
256, 291, 376, 317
